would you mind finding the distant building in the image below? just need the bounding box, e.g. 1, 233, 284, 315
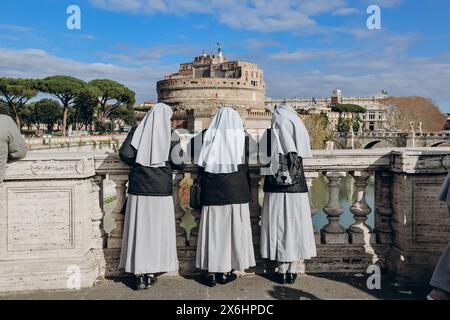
445, 113, 450, 131
266, 89, 392, 132
157, 45, 266, 111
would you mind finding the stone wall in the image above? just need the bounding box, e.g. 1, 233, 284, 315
157, 78, 266, 110
0, 153, 102, 292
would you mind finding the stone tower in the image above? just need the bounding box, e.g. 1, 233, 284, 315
157, 45, 266, 111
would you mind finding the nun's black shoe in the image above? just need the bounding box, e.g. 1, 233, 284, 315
205, 273, 217, 287
217, 272, 237, 285
145, 275, 157, 289
136, 275, 146, 291
277, 273, 287, 285
287, 273, 297, 285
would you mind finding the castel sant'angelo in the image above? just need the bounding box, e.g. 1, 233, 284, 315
156, 45, 272, 131
140, 44, 390, 133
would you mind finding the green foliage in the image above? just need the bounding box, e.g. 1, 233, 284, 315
70, 91, 99, 130
1, 76, 136, 135
110, 104, 137, 130
0, 78, 38, 126
32, 99, 63, 132
89, 79, 136, 120
18, 103, 37, 130
38, 76, 89, 135
337, 118, 360, 133
38, 76, 88, 105
332, 104, 366, 114
300, 113, 333, 149
0, 100, 10, 116
94, 120, 109, 133
332, 104, 366, 133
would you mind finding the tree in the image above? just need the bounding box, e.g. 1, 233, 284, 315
109, 104, 136, 132
332, 104, 366, 132
0, 100, 10, 116
300, 113, 333, 149
385, 97, 446, 132
38, 76, 88, 136
89, 79, 136, 121
18, 104, 38, 130
0, 78, 38, 128
70, 91, 99, 131
33, 99, 63, 132
340, 118, 360, 133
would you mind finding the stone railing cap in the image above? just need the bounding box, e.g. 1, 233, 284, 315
5, 153, 95, 180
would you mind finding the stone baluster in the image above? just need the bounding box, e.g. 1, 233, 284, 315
321, 171, 348, 244
249, 172, 263, 257
374, 171, 394, 244
348, 171, 375, 244
305, 171, 320, 244
189, 172, 202, 247
107, 175, 128, 249
92, 176, 107, 251
173, 172, 187, 247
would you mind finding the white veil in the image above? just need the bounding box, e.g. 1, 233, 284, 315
272, 105, 312, 158
197, 107, 246, 174
131, 103, 173, 167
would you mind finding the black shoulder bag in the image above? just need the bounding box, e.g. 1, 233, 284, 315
190, 173, 202, 210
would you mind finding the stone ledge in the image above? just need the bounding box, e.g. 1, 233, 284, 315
0, 251, 100, 293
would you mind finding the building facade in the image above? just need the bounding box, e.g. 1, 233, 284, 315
266, 89, 392, 132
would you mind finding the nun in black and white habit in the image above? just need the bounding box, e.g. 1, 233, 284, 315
194, 107, 256, 287
118, 103, 185, 290
260, 105, 317, 285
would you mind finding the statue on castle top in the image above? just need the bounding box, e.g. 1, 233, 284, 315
418, 121, 423, 134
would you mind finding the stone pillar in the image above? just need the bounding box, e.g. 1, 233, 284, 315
386, 151, 450, 284
107, 175, 128, 249
348, 171, 375, 244
173, 173, 187, 247
249, 172, 263, 260
91, 176, 107, 250
321, 171, 348, 244
0, 154, 101, 292
305, 171, 320, 244
374, 171, 393, 244
189, 172, 201, 248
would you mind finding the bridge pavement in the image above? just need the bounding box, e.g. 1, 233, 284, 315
0, 274, 429, 300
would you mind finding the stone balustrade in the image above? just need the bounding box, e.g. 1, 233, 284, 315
26, 134, 127, 152
1, 149, 450, 292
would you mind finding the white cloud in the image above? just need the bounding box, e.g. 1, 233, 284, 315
262, 40, 450, 111
268, 49, 334, 61
0, 24, 34, 33
89, 0, 351, 32
366, 0, 403, 8
0, 47, 172, 103
333, 7, 359, 16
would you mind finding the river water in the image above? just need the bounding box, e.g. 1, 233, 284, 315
310, 174, 375, 230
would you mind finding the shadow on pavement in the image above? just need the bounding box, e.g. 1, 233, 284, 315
312, 272, 430, 300
110, 276, 136, 291
268, 285, 320, 300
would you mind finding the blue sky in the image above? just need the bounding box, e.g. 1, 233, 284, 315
1, 0, 450, 111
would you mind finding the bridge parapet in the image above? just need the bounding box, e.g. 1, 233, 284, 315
1, 149, 449, 291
